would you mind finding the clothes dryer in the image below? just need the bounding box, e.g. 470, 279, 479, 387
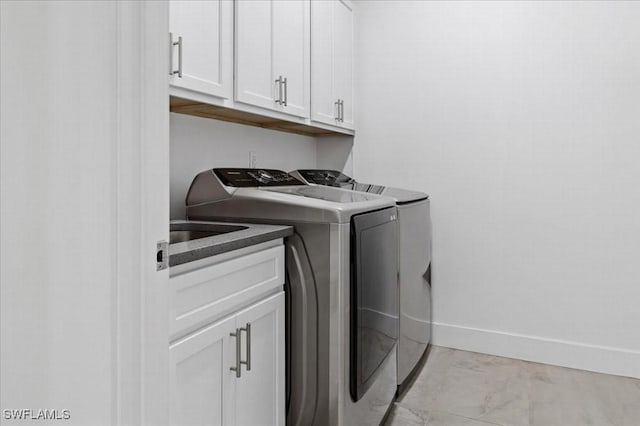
290, 169, 432, 392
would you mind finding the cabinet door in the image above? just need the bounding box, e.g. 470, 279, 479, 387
169, 0, 233, 99
235, 0, 309, 118
333, 0, 354, 129
234, 292, 285, 426
310, 0, 338, 125
235, 0, 274, 110
273, 0, 310, 118
170, 315, 236, 426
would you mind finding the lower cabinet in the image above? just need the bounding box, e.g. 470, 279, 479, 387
170, 291, 285, 426
170, 314, 235, 426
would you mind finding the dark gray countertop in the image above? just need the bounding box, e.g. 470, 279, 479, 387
169, 220, 293, 267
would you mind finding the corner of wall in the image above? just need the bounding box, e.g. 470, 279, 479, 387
315, 135, 354, 175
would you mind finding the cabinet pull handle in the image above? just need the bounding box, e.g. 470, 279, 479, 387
283, 77, 288, 106
275, 76, 283, 104
177, 35, 183, 78
240, 322, 251, 371
335, 99, 340, 120
168, 32, 173, 76
230, 328, 241, 378
169, 33, 182, 78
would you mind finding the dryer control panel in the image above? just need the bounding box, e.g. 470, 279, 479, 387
214, 168, 305, 187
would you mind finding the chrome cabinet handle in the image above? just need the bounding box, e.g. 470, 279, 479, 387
169, 32, 182, 78
230, 328, 241, 378
282, 77, 288, 106
177, 36, 182, 78
335, 99, 340, 120
168, 32, 173, 76
275, 76, 283, 104
336, 99, 344, 122
240, 322, 251, 371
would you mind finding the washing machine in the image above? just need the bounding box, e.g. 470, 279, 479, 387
290, 169, 432, 393
185, 168, 399, 426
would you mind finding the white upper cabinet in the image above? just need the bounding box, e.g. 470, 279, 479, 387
235, 0, 310, 118
333, 0, 354, 129
310, 1, 335, 125
169, 0, 233, 100
311, 0, 354, 130
168, 0, 354, 135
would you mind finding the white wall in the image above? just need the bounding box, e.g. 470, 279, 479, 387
1, 2, 117, 422
1, 3, 170, 424
170, 113, 318, 218
354, 1, 640, 378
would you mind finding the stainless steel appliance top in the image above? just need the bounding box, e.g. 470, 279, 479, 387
185, 168, 396, 224
290, 169, 429, 205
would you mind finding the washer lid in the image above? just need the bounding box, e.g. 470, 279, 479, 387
264, 185, 384, 203
290, 169, 429, 204
291, 169, 354, 187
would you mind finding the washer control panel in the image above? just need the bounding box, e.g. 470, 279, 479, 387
214, 168, 305, 187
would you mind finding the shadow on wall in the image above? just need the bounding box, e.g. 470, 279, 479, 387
316, 135, 354, 176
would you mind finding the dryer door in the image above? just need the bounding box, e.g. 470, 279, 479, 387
350, 207, 399, 402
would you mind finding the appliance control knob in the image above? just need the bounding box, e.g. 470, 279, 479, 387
257, 170, 271, 179
255, 170, 272, 184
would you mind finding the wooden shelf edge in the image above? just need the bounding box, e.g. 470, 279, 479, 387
170, 96, 353, 137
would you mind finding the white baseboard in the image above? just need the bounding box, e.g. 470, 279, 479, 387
432, 322, 640, 379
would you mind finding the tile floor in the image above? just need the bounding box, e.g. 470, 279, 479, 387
386, 346, 640, 426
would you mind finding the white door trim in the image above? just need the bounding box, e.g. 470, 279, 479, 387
115, 2, 170, 424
